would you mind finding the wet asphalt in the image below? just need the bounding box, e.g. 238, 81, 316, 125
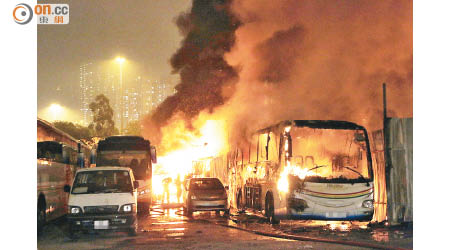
37, 203, 412, 250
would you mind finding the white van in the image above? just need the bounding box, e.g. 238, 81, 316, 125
64, 167, 139, 237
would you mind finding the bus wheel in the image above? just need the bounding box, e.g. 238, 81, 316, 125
37, 203, 46, 235
265, 193, 279, 225
128, 226, 138, 236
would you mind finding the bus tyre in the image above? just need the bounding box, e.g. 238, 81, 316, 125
266, 193, 280, 224
128, 226, 137, 236
37, 206, 46, 236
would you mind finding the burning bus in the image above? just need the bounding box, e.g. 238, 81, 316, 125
204, 120, 374, 223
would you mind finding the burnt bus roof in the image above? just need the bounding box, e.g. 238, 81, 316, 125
97, 136, 151, 152
293, 120, 366, 130
258, 120, 367, 133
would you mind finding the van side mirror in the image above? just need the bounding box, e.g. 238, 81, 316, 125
133, 181, 139, 189
225, 186, 229, 191
150, 146, 157, 164
64, 185, 71, 193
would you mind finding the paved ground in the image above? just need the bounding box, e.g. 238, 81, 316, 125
227, 210, 413, 249
37, 204, 412, 250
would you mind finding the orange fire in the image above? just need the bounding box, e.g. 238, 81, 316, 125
152, 115, 229, 203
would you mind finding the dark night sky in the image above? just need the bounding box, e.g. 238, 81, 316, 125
37, 0, 191, 120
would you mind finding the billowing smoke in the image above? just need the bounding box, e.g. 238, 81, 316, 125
220, 0, 412, 143
143, 0, 239, 146
144, 0, 412, 152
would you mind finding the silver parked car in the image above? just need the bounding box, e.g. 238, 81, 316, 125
183, 178, 229, 216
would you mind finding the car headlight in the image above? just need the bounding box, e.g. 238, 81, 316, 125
190, 195, 197, 200
120, 203, 136, 213
69, 206, 82, 214
362, 200, 374, 209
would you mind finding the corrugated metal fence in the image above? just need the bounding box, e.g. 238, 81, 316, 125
370, 130, 388, 222
385, 118, 413, 224
371, 118, 413, 224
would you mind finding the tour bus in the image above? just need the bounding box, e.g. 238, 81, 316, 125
37, 140, 91, 234
206, 120, 374, 223
96, 136, 157, 212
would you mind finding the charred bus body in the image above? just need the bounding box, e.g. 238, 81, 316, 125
96, 136, 157, 212
221, 120, 374, 223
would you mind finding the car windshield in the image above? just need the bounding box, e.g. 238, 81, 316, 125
190, 179, 223, 190
96, 151, 149, 180
71, 170, 133, 194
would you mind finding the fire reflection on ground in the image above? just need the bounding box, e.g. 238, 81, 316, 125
138, 203, 411, 249
224, 210, 412, 248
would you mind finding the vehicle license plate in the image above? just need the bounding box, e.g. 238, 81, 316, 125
94, 220, 109, 229
326, 212, 346, 218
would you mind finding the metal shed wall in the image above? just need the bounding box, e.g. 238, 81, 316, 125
385, 118, 413, 224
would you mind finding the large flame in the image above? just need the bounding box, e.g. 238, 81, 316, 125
152, 115, 229, 202
277, 161, 318, 193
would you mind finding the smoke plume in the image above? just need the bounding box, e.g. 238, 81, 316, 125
221, 0, 412, 142
144, 0, 412, 151
143, 0, 239, 144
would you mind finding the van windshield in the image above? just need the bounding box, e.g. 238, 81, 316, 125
71, 170, 133, 194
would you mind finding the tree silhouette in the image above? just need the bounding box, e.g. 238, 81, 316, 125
53, 121, 93, 139
89, 94, 116, 137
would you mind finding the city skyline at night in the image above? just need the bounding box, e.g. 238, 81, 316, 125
37, 0, 191, 123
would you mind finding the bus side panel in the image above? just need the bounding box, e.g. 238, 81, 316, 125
37, 162, 68, 221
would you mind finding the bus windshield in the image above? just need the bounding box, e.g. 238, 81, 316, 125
290, 127, 370, 182
96, 151, 149, 180
71, 170, 133, 194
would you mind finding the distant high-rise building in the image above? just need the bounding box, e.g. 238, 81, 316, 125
80, 62, 177, 132
79, 63, 119, 127
79, 63, 95, 126
140, 79, 173, 115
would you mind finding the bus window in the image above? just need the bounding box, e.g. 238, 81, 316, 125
267, 132, 279, 161
37, 141, 63, 163
250, 135, 258, 163
243, 147, 249, 164
258, 133, 268, 161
